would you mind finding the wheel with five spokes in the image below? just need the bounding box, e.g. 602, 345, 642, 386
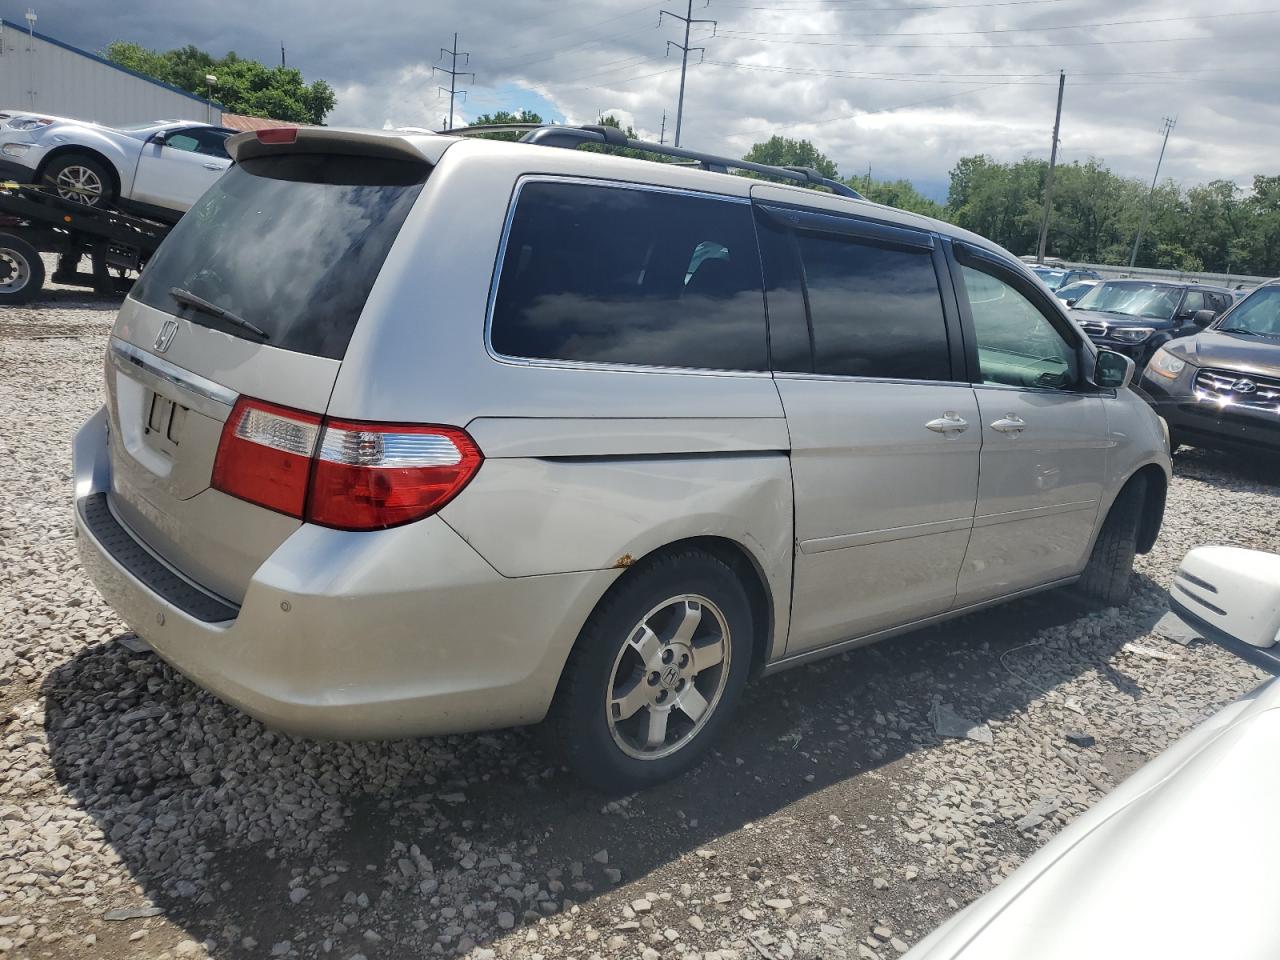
546, 549, 754, 792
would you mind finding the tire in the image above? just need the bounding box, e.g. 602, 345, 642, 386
41, 154, 116, 208
1077, 477, 1145, 605
1168, 429, 1186, 453
545, 549, 755, 792
0, 233, 45, 304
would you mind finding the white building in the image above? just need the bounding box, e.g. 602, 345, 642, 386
0, 18, 221, 126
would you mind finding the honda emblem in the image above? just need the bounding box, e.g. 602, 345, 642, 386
154, 320, 178, 354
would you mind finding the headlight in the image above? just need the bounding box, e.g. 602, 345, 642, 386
1111, 326, 1155, 343
1148, 347, 1188, 380
1, 142, 33, 157
10, 117, 52, 131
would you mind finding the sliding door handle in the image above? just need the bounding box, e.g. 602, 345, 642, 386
991, 415, 1026, 434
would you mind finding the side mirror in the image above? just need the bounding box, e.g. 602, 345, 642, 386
1193, 309, 1216, 327
1093, 349, 1134, 389
1066, 297, 1079, 307
151, 131, 167, 145
1171, 546, 1280, 671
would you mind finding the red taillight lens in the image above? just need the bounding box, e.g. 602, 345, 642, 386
211, 398, 321, 518
256, 127, 298, 144
306, 420, 483, 531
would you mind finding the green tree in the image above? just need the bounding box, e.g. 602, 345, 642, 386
742, 136, 839, 182
845, 174, 947, 219
581, 114, 673, 163
104, 41, 336, 124
467, 110, 544, 141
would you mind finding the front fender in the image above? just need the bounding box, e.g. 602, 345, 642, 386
34, 124, 135, 193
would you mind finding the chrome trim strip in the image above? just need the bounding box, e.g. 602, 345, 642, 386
799, 516, 973, 554
972, 498, 1098, 529
483, 174, 772, 380
109, 337, 238, 419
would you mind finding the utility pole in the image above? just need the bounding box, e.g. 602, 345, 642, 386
433, 33, 472, 131
660, 0, 716, 147
659, 110, 667, 145
280, 42, 286, 68
1129, 116, 1176, 269
1035, 70, 1065, 265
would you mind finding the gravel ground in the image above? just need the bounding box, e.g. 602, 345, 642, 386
2, 279, 1278, 960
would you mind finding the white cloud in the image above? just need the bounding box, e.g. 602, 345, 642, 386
30, 0, 1280, 193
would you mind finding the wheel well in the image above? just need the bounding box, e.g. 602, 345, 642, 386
1129, 464, 1167, 554
617, 536, 775, 677
35, 146, 121, 197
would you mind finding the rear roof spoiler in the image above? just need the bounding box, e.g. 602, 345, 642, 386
227, 127, 438, 166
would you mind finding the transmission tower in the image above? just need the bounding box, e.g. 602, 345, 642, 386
433, 33, 473, 131
660, 0, 716, 147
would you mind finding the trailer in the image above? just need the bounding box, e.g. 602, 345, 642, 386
0, 182, 171, 304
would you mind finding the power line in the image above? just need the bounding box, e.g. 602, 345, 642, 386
713, 7, 1279, 40
661, 0, 717, 146
704, 33, 1230, 50
700, 58, 1277, 84
433, 33, 473, 131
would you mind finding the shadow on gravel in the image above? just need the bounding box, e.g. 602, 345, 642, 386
42, 578, 1164, 957
1173, 445, 1280, 490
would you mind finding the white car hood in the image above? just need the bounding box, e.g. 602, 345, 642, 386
908, 680, 1280, 960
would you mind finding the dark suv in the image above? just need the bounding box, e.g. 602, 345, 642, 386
1070, 280, 1234, 369
1031, 265, 1102, 291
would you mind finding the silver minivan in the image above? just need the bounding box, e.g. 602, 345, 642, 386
73, 125, 1172, 789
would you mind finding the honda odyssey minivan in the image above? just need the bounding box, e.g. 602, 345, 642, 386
73, 125, 1171, 789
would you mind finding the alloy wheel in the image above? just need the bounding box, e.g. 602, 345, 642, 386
606, 594, 732, 761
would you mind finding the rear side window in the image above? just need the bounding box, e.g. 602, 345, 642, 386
490, 181, 767, 371
131, 154, 427, 360
795, 233, 951, 381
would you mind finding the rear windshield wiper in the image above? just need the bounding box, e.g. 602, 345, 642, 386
169, 287, 269, 340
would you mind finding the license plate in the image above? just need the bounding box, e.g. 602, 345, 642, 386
145, 392, 187, 448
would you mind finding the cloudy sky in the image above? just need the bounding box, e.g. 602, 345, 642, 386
12, 0, 1280, 199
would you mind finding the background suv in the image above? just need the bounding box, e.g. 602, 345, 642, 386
1071, 279, 1234, 369
72, 126, 1171, 790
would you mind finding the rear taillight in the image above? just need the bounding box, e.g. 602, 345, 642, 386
307, 420, 482, 530
212, 398, 321, 517
211, 398, 482, 531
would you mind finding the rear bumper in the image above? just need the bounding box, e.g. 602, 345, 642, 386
1137, 373, 1280, 453
72, 407, 618, 740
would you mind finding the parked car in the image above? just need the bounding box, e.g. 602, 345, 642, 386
905, 545, 1280, 960
71, 125, 1171, 790
1070, 279, 1234, 369
1031, 265, 1102, 291
1054, 278, 1099, 303
0, 115, 233, 221
1137, 279, 1280, 453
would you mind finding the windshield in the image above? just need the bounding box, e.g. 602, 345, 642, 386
1056, 281, 1093, 301
1217, 286, 1280, 337
131, 153, 427, 359
1073, 281, 1181, 321
1032, 267, 1067, 289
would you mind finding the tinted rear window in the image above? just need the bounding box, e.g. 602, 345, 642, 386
131, 154, 427, 360
796, 233, 951, 381
490, 180, 767, 371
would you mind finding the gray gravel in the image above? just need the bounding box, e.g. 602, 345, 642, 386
2, 285, 1277, 959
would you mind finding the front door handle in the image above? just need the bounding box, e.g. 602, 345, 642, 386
925, 412, 969, 435
991, 414, 1026, 434
203, 163, 223, 170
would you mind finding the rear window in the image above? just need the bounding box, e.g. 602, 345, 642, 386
131, 153, 427, 360
490, 180, 767, 371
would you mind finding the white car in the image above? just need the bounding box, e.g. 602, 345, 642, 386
0, 113, 233, 221
906, 545, 1280, 960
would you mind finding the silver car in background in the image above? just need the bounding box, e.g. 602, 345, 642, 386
73, 125, 1171, 789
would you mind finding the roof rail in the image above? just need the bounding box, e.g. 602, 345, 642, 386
440, 123, 863, 200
